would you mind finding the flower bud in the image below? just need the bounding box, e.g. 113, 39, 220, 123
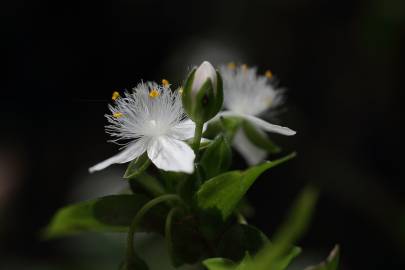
192, 61, 217, 94
182, 61, 223, 123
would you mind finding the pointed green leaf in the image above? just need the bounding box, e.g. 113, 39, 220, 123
196, 153, 296, 221
44, 194, 166, 239
304, 245, 340, 270
203, 258, 236, 270
246, 187, 318, 270
203, 253, 252, 270
242, 121, 281, 154
270, 246, 302, 270
200, 135, 232, 180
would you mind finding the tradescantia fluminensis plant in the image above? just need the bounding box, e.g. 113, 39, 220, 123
44, 61, 340, 270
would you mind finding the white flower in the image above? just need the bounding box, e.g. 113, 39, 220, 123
191, 61, 217, 94
215, 64, 296, 164
89, 82, 196, 174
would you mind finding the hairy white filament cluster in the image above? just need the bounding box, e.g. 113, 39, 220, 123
220, 65, 284, 116
106, 82, 185, 146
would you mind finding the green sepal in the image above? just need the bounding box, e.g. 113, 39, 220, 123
200, 135, 232, 180
242, 121, 281, 154
304, 245, 340, 270
196, 153, 296, 221
182, 68, 196, 121
124, 153, 150, 179
44, 194, 167, 239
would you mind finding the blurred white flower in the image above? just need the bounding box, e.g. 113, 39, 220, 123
217, 63, 296, 164
89, 82, 196, 174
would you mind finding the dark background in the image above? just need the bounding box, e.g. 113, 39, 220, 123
1, 0, 405, 269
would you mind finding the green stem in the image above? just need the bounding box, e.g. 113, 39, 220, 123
126, 194, 184, 263
192, 121, 204, 159
165, 207, 182, 261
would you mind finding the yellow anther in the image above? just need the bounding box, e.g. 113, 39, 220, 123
227, 62, 236, 70
162, 79, 170, 87
265, 70, 273, 79
112, 91, 120, 101
149, 88, 160, 98
178, 87, 183, 95
113, 112, 123, 118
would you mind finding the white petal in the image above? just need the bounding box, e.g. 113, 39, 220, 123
170, 119, 196, 140
170, 119, 208, 140
147, 136, 195, 173
200, 138, 211, 143
214, 111, 296, 136
233, 128, 267, 165
88, 140, 146, 173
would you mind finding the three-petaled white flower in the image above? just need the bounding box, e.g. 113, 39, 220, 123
217, 64, 296, 165
89, 82, 196, 174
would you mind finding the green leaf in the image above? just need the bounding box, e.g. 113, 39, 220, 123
203, 258, 237, 270
124, 153, 151, 179
304, 245, 340, 270
242, 121, 281, 154
203, 253, 252, 270
246, 187, 319, 270
218, 224, 269, 261
196, 153, 296, 221
44, 194, 166, 238
270, 246, 302, 270
200, 135, 232, 180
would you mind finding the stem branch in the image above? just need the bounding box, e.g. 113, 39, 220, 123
192, 121, 204, 159
126, 194, 184, 263
164, 207, 182, 260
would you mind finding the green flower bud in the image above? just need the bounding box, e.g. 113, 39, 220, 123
182, 61, 223, 123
